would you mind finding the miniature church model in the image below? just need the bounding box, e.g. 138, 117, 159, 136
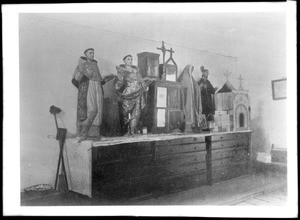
214, 71, 250, 131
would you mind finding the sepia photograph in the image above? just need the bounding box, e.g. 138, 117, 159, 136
2, 2, 297, 217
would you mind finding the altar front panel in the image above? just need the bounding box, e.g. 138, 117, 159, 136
63, 131, 252, 201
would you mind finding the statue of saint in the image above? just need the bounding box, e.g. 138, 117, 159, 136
178, 65, 205, 132
114, 55, 154, 135
198, 66, 218, 120
71, 48, 109, 143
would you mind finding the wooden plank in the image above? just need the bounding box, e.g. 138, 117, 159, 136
233, 201, 256, 206
93, 156, 155, 184
212, 147, 249, 160
265, 189, 287, 200
243, 197, 285, 206
243, 198, 270, 205
211, 139, 249, 150
95, 170, 213, 201
211, 133, 250, 142
93, 174, 157, 192
248, 132, 253, 175
155, 136, 205, 147
93, 154, 153, 176
96, 175, 155, 200
157, 170, 207, 195
212, 163, 249, 183
161, 169, 207, 181
253, 195, 287, 206
104, 166, 155, 184
127, 142, 153, 157
156, 151, 206, 166
212, 157, 249, 169
155, 162, 207, 177
93, 144, 130, 162
127, 179, 154, 199
94, 154, 153, 168
157, 142, 206, 156
206, 136, 212, 185
212, 161, 249, 173
93, 142, 153, 163
212, 157, 233, 168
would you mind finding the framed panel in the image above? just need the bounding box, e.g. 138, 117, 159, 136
169, 110, 184, 131
271, 78, 287, 100
137, 52, 160, 79
157, 109, 166, 127
156, 87, 167, 107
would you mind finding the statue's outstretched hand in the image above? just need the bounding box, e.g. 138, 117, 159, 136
103, 74, 118, 84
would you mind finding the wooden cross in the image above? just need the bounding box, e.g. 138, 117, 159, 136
166, 47, 174, 59
157, 42, 178, 80
165, 47, 176, 64
238, 74, 244, 90
157, 41, 168, 80
165, 47, 178, 80
157, 41, 167, 65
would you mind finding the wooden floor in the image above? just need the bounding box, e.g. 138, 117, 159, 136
135, 173, 287, 205
232, 187, 287, 206
21, 173, 287, 206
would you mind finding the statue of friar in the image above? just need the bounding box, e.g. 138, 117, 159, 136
71, 48, 112, 143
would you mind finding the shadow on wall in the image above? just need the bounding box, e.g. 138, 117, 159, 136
101, 97, 122, 137
250, 100, 270, 157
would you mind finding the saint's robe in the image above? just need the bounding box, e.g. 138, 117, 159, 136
177, 65, 204, 132
72, 56, 104, 138
114, 64, 152, 135
198, 77, 215, 119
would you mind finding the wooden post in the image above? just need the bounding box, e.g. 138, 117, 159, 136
205, 136, 212, 185
151, 141, 160, 197
54, 128, 68, 192
248, 132, 253, 175
157, 41, 166, 80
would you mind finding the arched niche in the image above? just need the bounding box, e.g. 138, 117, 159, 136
239, 113, 245, 128
235, 104, 248, 130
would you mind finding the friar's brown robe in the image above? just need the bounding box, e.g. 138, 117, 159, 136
72, 56, 104, 138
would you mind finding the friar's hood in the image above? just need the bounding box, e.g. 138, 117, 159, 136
79, 56, 97, 64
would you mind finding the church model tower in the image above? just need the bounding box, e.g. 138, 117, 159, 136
214, 72, 250, 131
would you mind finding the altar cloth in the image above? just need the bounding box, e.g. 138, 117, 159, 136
91, 130, 250, 147
64, 138, 93, 197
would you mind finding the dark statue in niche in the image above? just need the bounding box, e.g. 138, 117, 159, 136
239, 113, 245, 128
